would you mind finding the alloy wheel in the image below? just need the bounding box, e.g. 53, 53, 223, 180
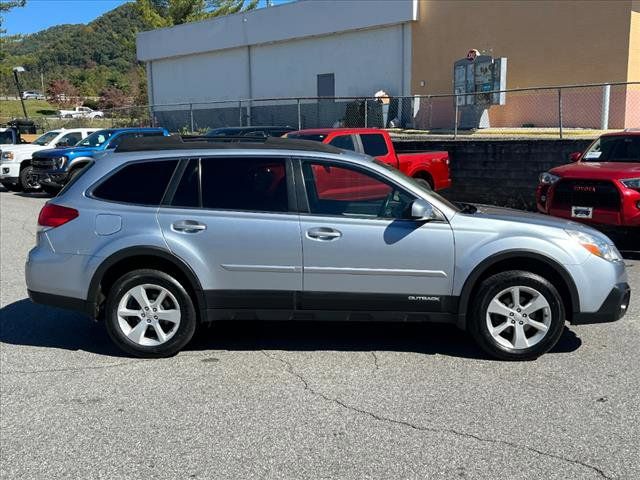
485, 286, 552, 350
117, 284, 181, 346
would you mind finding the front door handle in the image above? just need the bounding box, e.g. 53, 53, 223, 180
172, 220, 207, 233
306, 227, 342, 241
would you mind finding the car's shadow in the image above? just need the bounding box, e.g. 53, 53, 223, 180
0, 298, 582, 360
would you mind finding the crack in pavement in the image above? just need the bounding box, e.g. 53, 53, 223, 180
261, 351, 612, 480
370, 351, 380, 370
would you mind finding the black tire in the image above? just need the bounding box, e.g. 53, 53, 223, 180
414, 177, 433, 190
41, 185, 61, 196
105, 269, 197, 358
0, 181, 21, 192
19, 165, 41, 192
469, 270, 565, 361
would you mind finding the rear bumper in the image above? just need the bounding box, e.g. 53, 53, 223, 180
28, 289, 93, 316
572, 283, 631, 324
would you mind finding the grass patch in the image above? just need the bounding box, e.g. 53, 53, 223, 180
0, 99, 57, 121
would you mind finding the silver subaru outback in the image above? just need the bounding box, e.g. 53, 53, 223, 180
26, 136, 630, 360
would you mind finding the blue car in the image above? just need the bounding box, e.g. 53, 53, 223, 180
32, 127, 170, 194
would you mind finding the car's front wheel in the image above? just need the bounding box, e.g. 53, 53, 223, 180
105, 269, 197, 358
19, 165, 41, 193
469, 270, 565, 360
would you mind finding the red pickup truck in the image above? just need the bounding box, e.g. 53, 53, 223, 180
536, 131, 640, 228
287, 128, 451, 191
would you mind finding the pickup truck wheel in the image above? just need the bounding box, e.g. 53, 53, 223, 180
414, 177, 433, 190
105, 269, 197, 358
19, 165, 41, 192
469, 270, 565, 361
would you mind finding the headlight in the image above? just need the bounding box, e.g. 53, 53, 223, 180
566, 229, 622, 262
620, 178, 640, 190
56, 156, 67, 168
1, 151, 14, 160
539, 172, 560, 185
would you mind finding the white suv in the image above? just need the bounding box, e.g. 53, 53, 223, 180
0, 128, 97, 192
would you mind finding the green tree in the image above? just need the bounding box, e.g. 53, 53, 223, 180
136, 0, 259, 28
0, 0, 26, 34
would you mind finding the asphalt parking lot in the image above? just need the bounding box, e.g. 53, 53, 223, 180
1, 188, 639, 480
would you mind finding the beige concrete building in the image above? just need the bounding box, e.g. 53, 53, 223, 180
411, 0, 640, 128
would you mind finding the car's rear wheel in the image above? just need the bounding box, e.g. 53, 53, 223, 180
19, 165, 41, 192
469, 270, 565, 360
413, 177, 433, 190
105, 269, 197, 358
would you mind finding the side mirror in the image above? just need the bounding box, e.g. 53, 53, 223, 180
410, 199, 438, 222
569, 152, 582, 162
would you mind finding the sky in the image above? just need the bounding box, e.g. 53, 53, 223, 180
3, 0, 290, 36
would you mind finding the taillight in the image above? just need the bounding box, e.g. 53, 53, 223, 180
37, 203, 79, 228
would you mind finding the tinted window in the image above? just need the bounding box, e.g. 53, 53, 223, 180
583, 136, 640, 163
201, 157, 288, 212
59, 132, 82, 146
360, 134, 389, 157
286, 133, 327, 142
93, 160, 178, 205
302, 162, 414, 219
328, 135, 355, 151
0, 131, 15, 144
79, 130, 113, 147
171, 159, 200, 208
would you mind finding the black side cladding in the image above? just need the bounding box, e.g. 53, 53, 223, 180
115, 135, 343, 154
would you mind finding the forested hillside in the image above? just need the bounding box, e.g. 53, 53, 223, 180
0, 2, 149, 100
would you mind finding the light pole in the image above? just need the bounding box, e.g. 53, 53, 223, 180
12, 66, 28, 119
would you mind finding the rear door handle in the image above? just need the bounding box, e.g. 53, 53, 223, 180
172, 220, 207, 233
306, 227, 342, 241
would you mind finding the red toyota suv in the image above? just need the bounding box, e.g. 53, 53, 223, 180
536, 131, 640, 228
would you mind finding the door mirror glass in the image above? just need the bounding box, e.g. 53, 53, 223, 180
410, 199, 438, 221
569, 152, 582, 162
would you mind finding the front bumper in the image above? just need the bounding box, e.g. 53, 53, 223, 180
0, 162, 20, 181
572, 283, 631, 324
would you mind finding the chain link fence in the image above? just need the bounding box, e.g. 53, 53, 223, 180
9, 82, 640, 137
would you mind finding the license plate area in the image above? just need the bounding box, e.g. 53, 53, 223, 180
571, 206, 593, 219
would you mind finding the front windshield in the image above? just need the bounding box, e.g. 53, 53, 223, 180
78, 130, 114, 147
372, 159, 460, 212
32, 131, 60, 146
582, 136, 640, 163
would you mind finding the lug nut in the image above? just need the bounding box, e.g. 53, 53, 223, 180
146, 319, 151, 324
145, 307, 149, 311
516, 308, 521, 313
154, 315, 158, 319
153, 308, 157, 312
523, 313, 528, 318
519, 321, 524, 325
141, 313, 145, 317
511, 319, 515, 324
509, 312, 514, 316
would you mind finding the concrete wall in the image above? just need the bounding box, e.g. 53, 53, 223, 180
394, 138, 594, 210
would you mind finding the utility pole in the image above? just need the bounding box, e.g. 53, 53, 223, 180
41, 72, 45, 95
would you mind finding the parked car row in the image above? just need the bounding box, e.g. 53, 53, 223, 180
24, 133, 629, 361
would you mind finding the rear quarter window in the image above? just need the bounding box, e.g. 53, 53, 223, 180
92, 160, 178, 205
360, 134, 389, 157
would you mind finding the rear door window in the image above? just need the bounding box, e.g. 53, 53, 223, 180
359, 133, 389, 157
200, 157, 289, 212
93, 160, 178, 205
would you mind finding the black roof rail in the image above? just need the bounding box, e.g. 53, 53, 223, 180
115, 134, 343, 154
